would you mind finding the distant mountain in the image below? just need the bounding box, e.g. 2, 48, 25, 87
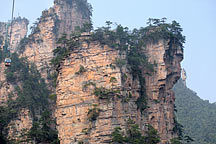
173, 79, 216, 144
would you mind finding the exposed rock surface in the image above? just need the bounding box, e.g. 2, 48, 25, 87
144, 40, 183, 143
54, 0, 91, 36
56, 41, 123, 143
0, 17, 28, 53
21, 0, 91, 79
56, 39, 183, 144
7, 108, 33, 143
0, 1, 184, 144
0, 62, 15, 104
0, 17, 28, 104
0, 0, 92, 142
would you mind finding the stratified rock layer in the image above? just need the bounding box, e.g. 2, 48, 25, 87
56, 39, 183, 144
56, 41, 123, 144
21, 0, 91, 79
0, 0, 91, 142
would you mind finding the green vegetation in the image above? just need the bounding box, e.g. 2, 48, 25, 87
170, 138, 183, 144
0, 53, 59, 143
47, 71, 58, 88
51, 33, 80, 68
0, 35, 3, 45
115, 58, 126, 68
112, 119, 160, 144
75, 65, 87, 75
144, 18, 185, 47
82, 81, 96, 91
174, 79, 216, 144
17, 36, 29, 53
52, 18, 185, 113
75, 22, 93, 33
87, 105, 100, 121
110, 77, 117, 88
28, 110, 59, 144
93, 87, 120, 99
110, 77, 117, 83
30, 18, 40, 35
82, 128, 91, 135
51, 34, 70, 67
90, 23, 130, 50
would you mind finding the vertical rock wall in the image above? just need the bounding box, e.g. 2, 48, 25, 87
21, 0, 91, 78
0, 17, 28, 104
0, 1, 184, 143
55, 39, 183, 144
0, 0, 92, 142
0, 18, 31, 142
144, 40, 183, 143
7, 108, 33, 143
56, 40, 138, 144
20, 8, 58, 79
54, 0, 91, 36
0, 17, 29, 53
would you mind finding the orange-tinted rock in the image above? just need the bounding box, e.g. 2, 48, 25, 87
144, 40, 183, 143
56, 39, 183, 144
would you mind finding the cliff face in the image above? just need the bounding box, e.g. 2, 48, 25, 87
0, 62, 15, 104
56, 41, 122, 144
0, 17, 28, 104
21, 0, 91, 79
55, 38, 183, 143
144, 41, 183, 143
0, 0, 91, 142
7, 108, 33, 142
0, 17, 29, 53
54, 0, 91, 36
0, 0, 184, 143
20, 8, 57, 79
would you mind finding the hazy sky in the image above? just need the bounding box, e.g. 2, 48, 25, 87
0, 0, 216, 102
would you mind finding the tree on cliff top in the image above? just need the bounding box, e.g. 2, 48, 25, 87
145, 18, 185, 47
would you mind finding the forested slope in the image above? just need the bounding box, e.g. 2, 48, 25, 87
174, 79, 216, 144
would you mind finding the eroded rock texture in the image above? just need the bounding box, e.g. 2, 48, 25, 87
144, 40, 183, 143
7, 108, 33, 143
56, 39, 183, 144
21, 0, 91, 79
0, 0, 92, 142
0, 17, 28, 104
0, 1, 184, 144
0, 17, 29, 53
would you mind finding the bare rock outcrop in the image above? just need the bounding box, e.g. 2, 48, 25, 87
56, 38, 183, 144
21, 0, 91, 79
0, 0, 92, 142
0, 17, 29, 53
7, 108, 33, 143
144, 40, 183, 143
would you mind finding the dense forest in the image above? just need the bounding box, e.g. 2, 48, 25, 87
174, 79, 216, 144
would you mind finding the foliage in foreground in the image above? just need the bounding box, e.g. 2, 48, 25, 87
112, 119, 160, 144
0, 53, 59, 143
